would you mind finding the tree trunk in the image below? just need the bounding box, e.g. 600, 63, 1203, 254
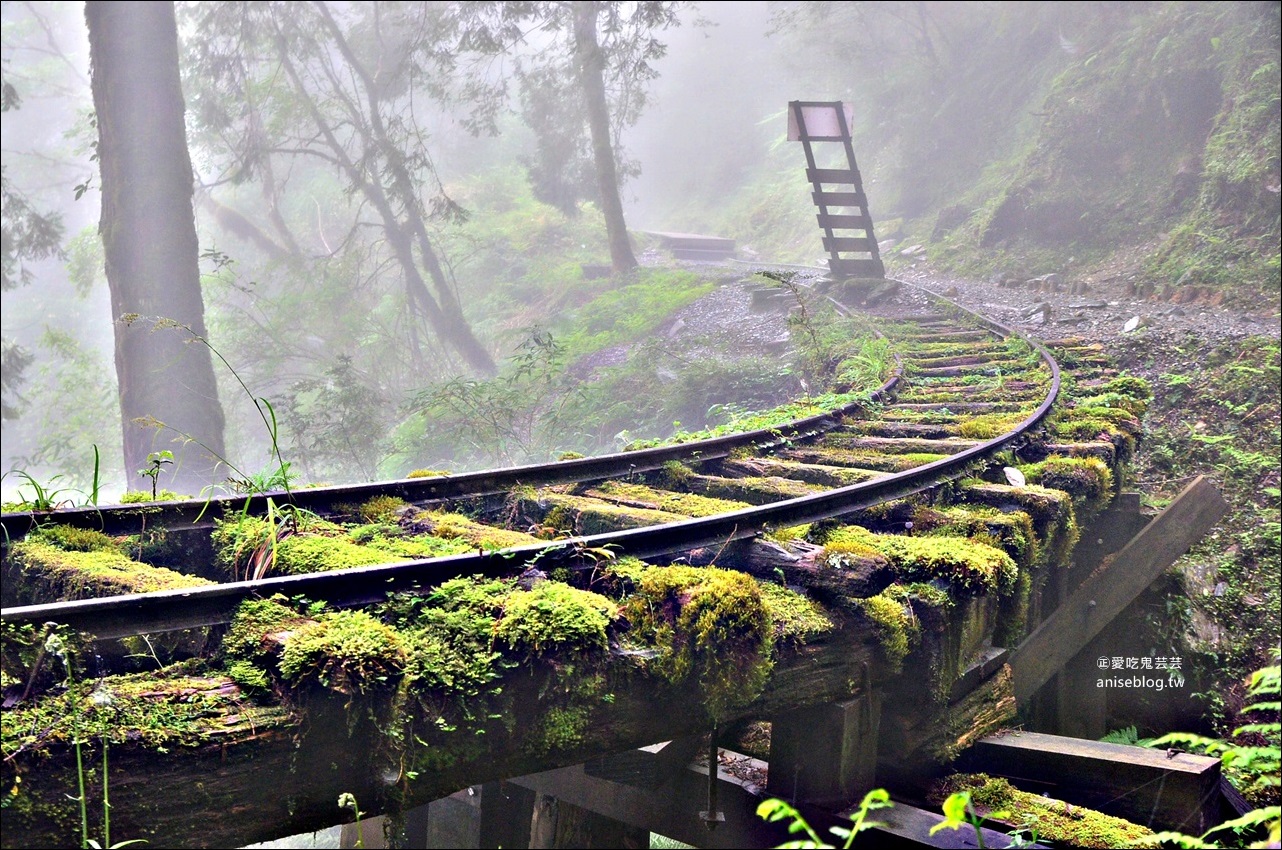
87, 1, 227, 496
573, 1, 639, 275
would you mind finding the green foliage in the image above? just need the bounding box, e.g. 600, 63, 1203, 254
624, 566, 774, 721
1150, 658, 1280, 810
278, 610, 407, 695
757, 788, 892, 849
824, 525, 1018, 595
855, 593, 918, 670
493, 582, 617, 656
932, 774, 1153, 848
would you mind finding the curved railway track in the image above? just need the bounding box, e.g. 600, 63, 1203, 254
0, 276, 1077, 642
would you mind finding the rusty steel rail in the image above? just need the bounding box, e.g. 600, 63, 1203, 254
1, 280, 1060, 640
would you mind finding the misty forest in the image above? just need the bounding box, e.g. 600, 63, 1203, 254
1, 2, 1279, 848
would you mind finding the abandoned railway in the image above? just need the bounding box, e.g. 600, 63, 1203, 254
1, 273, 1231, 848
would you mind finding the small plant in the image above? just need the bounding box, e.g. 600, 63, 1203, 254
757, 788, 892, 849
41, 630, 146, 850
929, 790, 1037, 849
137, 451, 173, 501
338, 792, 365, 849
4, 471, 74, 512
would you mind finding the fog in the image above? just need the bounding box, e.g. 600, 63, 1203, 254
2, 1, 1275, 502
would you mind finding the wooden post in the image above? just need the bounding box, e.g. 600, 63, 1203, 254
767, 690, 881, 806
1009, 477, 1226, 703
528, 793, 649, 849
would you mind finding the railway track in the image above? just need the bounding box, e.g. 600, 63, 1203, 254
0, 271, 1158, 849
0, 274, 1147, 646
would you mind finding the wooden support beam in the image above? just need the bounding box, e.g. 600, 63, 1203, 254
868, 801, 1046, 848
1008, 476, 1226, 703
767, 690, 881, 806
964, 731, 1221, 834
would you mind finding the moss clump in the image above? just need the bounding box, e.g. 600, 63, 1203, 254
389, 577, 515, 696
0, 662, 286, 759
348, 525, 475, 559
963, 483, 1080, 570
931, 774, 1155, 848
919, 506, 1038, 571
1021, 456, 1115, 519
8, 540, 213, 603
357, 495, 406, 524
406, 468, 450, 478
537, 493, 684, 536
855, 592, 918, 670
212, 515, 406, 577
226, 659, 271, 692
222, 597, 308, 663
956, 412, 1030, 440
590, 480, 749, 517
279, 610, 407, 695
1096, 375, 1152, 402
271, 535, 403, 575
625, 566, 773, 721
28, 524, 118, 553
427, 512, 542, 549
757, 582, 835, 645
119, 489, 182, 503
822, 525, 1017, 595
530, 704, 591, 755
495, 582, 618, 656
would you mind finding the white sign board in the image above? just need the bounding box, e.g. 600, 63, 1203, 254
787, 102, 855, 141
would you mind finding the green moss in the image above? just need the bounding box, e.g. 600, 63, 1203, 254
923, 506, 1038, 571
591, 480, 749, 517
757, 582, 835, 645
273, 535, 403, 575
822, 525, 1017, 595
357, 495, 406, 523
119, 489, 181, 503
529, 705, 591, 755
8, 540, 213, 602
0, 662, 286, 759
28, 524, 118, 552
406, 469, 450, 478
536, 492, 684, 536
1020, 456, 1115, 519
625, 566, 773, 721
226, 659, 271, 692
856, 593, 918, 670
956, 412, 1030, 440
932, 774, 1155, 848
1096, 375, 1152, 402
222, 597, 307, 663
963, 483, 1080, 570
278, 610, 407, 695
495, 582, 618, 656
413, 511, 543, 550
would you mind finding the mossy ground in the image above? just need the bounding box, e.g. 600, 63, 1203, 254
931, 774, 1155, 849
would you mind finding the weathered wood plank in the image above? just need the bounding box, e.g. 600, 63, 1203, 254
1008, 476, 1226, 702
1, 627, 886, 848
964, 730, 1221, 834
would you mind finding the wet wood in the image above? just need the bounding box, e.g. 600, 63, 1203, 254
964, 730, 1221, 833
0, 623, 887, 848
1008, 476, 1227, 702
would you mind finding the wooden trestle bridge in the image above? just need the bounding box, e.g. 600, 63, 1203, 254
1, 272, 1230, 849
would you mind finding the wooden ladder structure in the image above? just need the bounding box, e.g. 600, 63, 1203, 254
789, 100, 884, 279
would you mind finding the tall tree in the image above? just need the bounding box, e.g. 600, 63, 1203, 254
184, 2, 497, 376
86, 0, 227, 495
573, 1, 638, 274
465, 2, 683, 275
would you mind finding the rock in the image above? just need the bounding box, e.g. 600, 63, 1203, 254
878, 238, 899, 253
900, 244, 925, 257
